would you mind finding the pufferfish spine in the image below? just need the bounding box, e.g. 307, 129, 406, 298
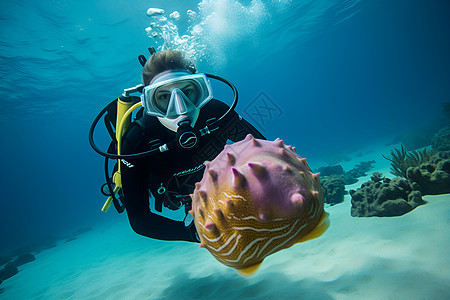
190, 134, 329, 275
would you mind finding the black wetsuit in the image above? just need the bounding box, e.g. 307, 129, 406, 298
121, 99, 265, 242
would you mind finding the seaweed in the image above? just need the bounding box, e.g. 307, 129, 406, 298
382, 145, 433, 178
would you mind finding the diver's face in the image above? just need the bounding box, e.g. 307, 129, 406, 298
154, 82, 199, 113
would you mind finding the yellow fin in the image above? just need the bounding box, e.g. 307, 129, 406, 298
236, 262, 262, 277
295, 211, 330, 244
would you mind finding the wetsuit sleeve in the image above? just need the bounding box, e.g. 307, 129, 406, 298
120, 123, 199, 242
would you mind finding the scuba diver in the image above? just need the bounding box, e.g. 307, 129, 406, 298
89, 48, 265, 243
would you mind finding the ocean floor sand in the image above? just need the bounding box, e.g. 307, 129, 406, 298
1, 146, 449, 300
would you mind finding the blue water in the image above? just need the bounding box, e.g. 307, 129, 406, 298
0, 0, 449, 257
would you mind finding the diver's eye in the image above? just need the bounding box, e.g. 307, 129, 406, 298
155, 91, 171, 112
182, 85, 198, 102
183, 87, 194, 96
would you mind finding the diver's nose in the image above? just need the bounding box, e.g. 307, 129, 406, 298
172, 88, 188, 115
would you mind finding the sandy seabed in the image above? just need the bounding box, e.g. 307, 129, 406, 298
1, 148, 449, 300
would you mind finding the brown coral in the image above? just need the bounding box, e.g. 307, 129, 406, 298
350, 177, 425, 217
406, 151, 450, 195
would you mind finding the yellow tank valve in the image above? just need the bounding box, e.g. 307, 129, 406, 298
112, 171, 122, 188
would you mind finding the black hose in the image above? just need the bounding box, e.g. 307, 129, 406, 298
103, 142, 125, 213
204, 73, 238, 129
88, 99, 162, 160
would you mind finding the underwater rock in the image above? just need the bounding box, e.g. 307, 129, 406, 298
0, 263, 18, 283
0, 252, 36, 285
191, 135, 329, 275
350, 176, 425, 217
320, 175, 346, 206
406, 151, 450, 195
432, 126, 450, 151
13, 253, 35, 267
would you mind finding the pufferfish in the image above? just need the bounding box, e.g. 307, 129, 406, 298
190, 134, 329, 276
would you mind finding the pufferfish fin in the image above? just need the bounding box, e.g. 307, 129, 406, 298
236, 262, 263, 277
295, 211, 330, 244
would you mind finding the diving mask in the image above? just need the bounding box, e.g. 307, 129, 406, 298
141, 71, 213, 131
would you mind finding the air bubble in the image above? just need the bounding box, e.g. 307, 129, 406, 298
170, 11, 181, 20
146, 8, 165, 17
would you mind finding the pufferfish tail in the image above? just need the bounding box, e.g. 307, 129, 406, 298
295, 211, 330, 244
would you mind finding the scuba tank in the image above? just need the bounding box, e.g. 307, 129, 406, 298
102, 92, 142, 212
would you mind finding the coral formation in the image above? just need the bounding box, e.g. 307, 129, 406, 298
315, 166, 346, 205
406, 151, 450, 195
354, 143, 449, 218
315, 161, 376, 206
383, 145, 450, 195
350, 175, 425, 217
190, 135, 329, 275
320, 175, 346, 206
